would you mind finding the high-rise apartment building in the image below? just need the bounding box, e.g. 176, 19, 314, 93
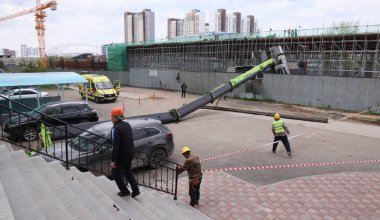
19, 45, 39, 58
210, 9, 226, 33
0, 48, 16, 58
226, 14, 234, 33
210, 9, 256, 34
101, 44, 109, 58
28, 47, 40, 57
124, 9, 155, 43
21, 45, 28, 57
184, 9, 205, 36
226, 12, 242, 33
233, 12, 241, 33
167, 18, 184, 39
246, 15, 255, 33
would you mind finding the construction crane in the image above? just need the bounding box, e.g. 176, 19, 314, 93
0, 0, 57, 68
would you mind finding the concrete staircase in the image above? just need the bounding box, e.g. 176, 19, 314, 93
0, 144, 212, 220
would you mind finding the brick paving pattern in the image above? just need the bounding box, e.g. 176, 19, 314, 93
177, 171, 380, 219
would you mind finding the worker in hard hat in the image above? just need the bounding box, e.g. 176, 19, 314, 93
177, 146, 202, 207
110, 107, 140, 198
272, 113, 292, 157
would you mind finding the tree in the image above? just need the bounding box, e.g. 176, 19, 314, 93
22, 60, 47, 72
0, 60, 4, 69
327, 20, 360, 35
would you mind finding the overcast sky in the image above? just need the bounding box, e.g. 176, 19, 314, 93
1, 0, 380, 56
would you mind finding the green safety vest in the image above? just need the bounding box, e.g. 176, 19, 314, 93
272, 120, 285, 134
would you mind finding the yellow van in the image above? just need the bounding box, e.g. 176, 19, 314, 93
79, 74, 120, 103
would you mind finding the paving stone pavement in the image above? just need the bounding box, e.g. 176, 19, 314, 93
176, 171, 380, 220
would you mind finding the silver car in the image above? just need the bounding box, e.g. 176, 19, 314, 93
44, 118, 174, 169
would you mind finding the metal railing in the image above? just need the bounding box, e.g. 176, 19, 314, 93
0, 97, 180, 199
124, 24, 380, 46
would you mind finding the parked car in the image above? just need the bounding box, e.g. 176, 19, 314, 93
0, 88, 48, 100
44, 118, 174, 169
3, 101, 99, 141
0, 86, 36, 95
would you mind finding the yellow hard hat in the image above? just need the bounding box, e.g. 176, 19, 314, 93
181, 146, 191, 154
274, 113, 281, 120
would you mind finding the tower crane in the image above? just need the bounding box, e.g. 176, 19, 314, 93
0, 0, 57, 68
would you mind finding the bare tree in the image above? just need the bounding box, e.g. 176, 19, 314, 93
328, 20, 360, 34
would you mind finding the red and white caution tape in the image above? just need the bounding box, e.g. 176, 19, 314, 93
203, 159, 380, 172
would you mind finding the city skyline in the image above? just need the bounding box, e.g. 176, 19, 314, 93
1, 0, 380, 56
168, 9, 257, 39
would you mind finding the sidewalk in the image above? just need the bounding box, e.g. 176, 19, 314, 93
177, 171, 380, 219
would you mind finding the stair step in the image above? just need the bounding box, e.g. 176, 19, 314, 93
67, 166, 141, 219
49, 161, 131, 220
0, 145, 15, 220
0, 178, 15, 220
93, 175, 161, 220
0, 150, 46, 220
28, 157, 99, 220
9, 151, 73, 219
88, 173, 169, 219
91, 174, 212, 220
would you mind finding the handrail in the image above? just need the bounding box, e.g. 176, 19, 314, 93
122, 24, 380, 47
0, 96, 180, 198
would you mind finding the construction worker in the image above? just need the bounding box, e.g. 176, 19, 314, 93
177, 146, 202, 207
272, 113, 292, 157
181, 82, 187, 98
110, 107, 140, 198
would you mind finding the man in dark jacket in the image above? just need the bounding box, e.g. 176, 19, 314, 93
110, 107, 140, 197
181, 82, 187, 98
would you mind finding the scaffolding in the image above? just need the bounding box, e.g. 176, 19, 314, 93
107, 43, 127, 71
124, 25, 380, 78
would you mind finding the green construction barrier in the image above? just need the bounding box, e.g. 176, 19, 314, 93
107, 43, 127, 71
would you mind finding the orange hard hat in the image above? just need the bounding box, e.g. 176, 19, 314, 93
110, 107, 124, 117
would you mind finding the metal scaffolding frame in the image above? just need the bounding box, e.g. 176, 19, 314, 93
126, 26, 380, 78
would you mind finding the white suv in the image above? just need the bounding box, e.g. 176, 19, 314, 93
0, 88, 48, 100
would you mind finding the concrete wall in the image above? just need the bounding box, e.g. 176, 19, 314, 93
97, 69, 245, 98
98, 70, 380, 113
262, 74, 380, 113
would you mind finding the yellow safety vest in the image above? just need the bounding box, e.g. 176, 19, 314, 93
26, 123, 52, 157
40, 123, 52, 149
272, 120, 285, 134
